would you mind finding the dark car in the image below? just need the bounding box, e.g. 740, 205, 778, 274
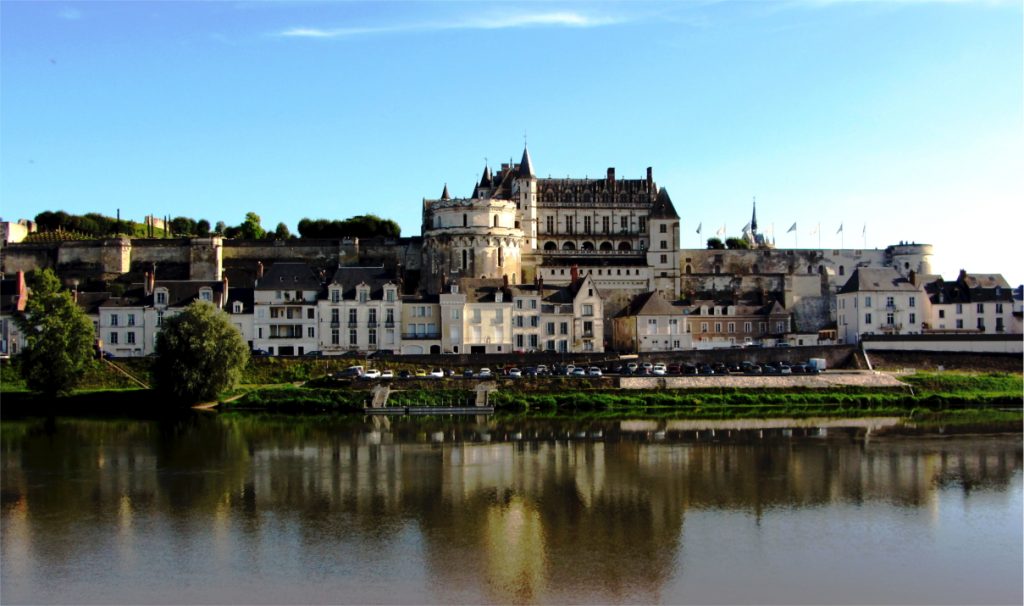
667, 363, 682, 375
462, 369, 474, 378
744, 364, 763, 375
399, 370, 412, 379
251, 348, 271, 357
682, 364, 698, 375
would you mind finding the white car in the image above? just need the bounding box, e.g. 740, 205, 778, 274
652, 364, 667, 376
361, 369, 381, 380
429, 368, 445, 378
380, 370, 394, 379
588, 367, 602, 377
478, 368, 493, 378
508, 368, 522, 378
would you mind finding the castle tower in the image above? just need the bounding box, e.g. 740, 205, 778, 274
646, 188, 681, 298
514, 146, 538, 252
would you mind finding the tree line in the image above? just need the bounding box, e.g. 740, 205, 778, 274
31, 211, 401, 240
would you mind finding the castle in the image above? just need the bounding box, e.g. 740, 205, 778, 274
3, 146, 969, 357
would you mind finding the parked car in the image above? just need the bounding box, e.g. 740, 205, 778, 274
744, 364, 763, 375
302, 350, 323, 358
536, 364, 549, 376
571, 367, 587, 377
652, 364, 667, 376
478, 368, 493, 378
361, 369, 381, 380
335, 365, 364, 378
682, 364, 698, 376
399, 370, 412, 379
380, 370, 394, 379
667, 363, 682, 375
463, 368, 475, 378
414, 369, 428, 377
508, 368, 522, 378
251, 348, 271, 357
429, 368, 445, 378
588, 366, 602, 377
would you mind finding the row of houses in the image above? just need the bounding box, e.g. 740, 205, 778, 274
1, 264, 1019, 359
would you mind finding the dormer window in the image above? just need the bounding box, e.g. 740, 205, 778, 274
385, 288, 396, 302
155, 289, 168, 306
495, 291, 503, 303
232, 301, 243, 314
331, 289, 341, 303
451, 284, 459, 294
199, 288, 213, 302
359, 288, 369, 303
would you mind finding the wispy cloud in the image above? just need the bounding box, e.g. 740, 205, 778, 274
782, 0, 1013, 5
57, 7, 82, 20
277, 10, 624, 39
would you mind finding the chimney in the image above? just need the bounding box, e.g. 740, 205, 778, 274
221, 275, 229, 308
646, 167, 653, 192
257, 261, 264, 282
143, 272, 152, 296
570, 264, 579, 283
502, 274, 509, 288
148, 270, 155, 296
606, 167, 615, 190
15, 271, 27, 312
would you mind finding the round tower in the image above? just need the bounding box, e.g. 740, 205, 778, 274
887, 243, 934, 276
422, 193, 525, 294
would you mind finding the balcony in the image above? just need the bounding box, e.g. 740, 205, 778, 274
402, 332, 441, 340
384, 322, 395, 328
348, 321, 358, 328
330, 321, 340, 328
880, 324, 903, 333
367, 321, 378, 328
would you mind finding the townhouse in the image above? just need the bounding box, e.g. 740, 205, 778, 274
319, 266, 402, 355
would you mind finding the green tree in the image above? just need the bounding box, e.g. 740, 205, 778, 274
706, 237, 725, 250
238, 212, 266, 240
153, 301, 249, 404
725, 237, 750, 250
273, 222, 292, 240
14, 269, 96, 397
196, 219, 211, 237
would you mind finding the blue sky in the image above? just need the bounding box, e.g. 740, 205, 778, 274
2, 0, 1021, 284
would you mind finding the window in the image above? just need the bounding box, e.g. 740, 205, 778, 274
886, 312, 894, 325
639, 217, 646, 233
110, 314, 119, 327
386, 309, 395, 324
620, 216, 628, 230
359, 290, 368, 303
156, 291, 167, 305
886, 296, 894, 308
367, 309, 376, 325
909, 296, 915, 308
332, 289, 340, 303
977, 318, 985, 330
331, 309, 339, 324
565, 216, 573, 234
865, 313, 872, 324
369, 329, 377, 345
602, 217, 609, 233
530, 316, 539, 327
349, 309, 357, 325
583, 320, 593, 336
200, 289, 213, 302
559, 322, 568, 335
909, 313, 916, 324
331, 328, 340, 345
660, 224, 667, 233
127, 332, 136, 344
744, 321, 752, 332
546, 216, 554, 233
349, 329, 358, 345
714, 322, 722, 333
996, 303, 1004, 313
386, 289, 395, 303
727, 322, 735, 333
938, 309, 945, 318
660, 240, 667, 250
776, 321, 785, 333
529, 334, 538, 348
110, 332, 118, 344
956, 304, 963, 314
977, 303, 984, 313
516, 334, 524, 348
865, 296, 872, 307
660, 254, 667, 264
530, 299, 537, 309
956, 319, 963, 329
582, 304, 593, 317
307, 326, 315, 338
700, 322, 708, 333
451, 308, 460, 320
546, 322, 555, 335
127, 313, 136, 326
584, 216, 591, 234
157, 311, 163, 327
516, 299, 523, 309
307, 308, 314, 319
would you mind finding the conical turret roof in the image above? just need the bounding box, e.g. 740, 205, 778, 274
518, 146, 535, 178
441, 184, 450, 200
751, 199, 758, 232
479, 165, 493, 188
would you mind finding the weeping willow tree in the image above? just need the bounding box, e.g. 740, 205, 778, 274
153, 301, 249, 404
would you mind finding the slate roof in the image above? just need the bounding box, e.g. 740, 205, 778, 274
328, 266, 397, 299
649, 187, 680, 220
256, 262, 322, 291
924, 272, 1014, 304
225, 287, 255, 313
614, 291, 684, 318
838, 268, 918, 294
518, 146, 535, 178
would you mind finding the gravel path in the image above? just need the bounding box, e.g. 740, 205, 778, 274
620, 370, 909, 390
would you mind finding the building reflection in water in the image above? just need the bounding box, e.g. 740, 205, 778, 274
1, 415, 1020, 604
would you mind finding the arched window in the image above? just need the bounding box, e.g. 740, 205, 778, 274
498, 247, 504, 267
462, 250, 468, 270
462, 214, 467, 227
493, 215, 499, 228
618, 242, 632, 251
714, 265, 721, 275
544, 241, 557, 251
599, 242, 613, 251
581, 241, 595, 251
808, 265, 813, 274
562, 242, 576, 250
685, 265, 692, 275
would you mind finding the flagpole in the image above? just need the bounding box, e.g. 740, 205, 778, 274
817, 222, 821, 249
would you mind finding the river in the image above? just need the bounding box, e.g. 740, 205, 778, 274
2, 414, 1021, 605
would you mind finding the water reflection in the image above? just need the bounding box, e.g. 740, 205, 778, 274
1, 415, 1021, 605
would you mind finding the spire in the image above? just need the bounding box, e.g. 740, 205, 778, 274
518, 145, 535, 178
479, 165, 493, 188
751, 197, 758, 233
441, 184, 450, 200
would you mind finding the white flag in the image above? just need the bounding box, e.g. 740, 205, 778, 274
716, 226, 725, 237
836, 223, 844, 234
741, 222, 751, 234
787, 223, 797, 233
